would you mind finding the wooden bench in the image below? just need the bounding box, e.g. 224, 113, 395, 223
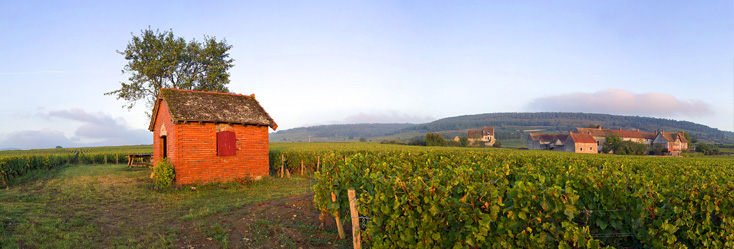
127, 154, 153, 168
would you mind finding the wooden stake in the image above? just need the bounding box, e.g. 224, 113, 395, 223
317, 156, 320, 172
116, 154, 119, 164
286, 168, 291, 178
301, 160, 304, 176
280, 154, 285, 178
104, 154, 107, 164
332, 192, 346, 239
348, 189, 361, 248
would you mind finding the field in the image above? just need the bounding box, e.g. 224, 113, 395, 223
2, 143, 734, 248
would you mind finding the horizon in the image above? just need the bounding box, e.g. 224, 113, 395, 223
2, 1, 732, 150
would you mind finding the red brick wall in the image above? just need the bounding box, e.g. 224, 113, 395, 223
152, 100, 176, 166
173, 123, 270, 185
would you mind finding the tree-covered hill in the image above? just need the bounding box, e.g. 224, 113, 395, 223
270, 112, 734, 144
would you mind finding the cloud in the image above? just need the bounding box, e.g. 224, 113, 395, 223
0, 109, 151, 150
525, 89, 713, 117
337, 111, 434, 124
0, 129, 77, 150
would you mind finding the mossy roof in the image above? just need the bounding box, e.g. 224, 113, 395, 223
149, 88, 277, 131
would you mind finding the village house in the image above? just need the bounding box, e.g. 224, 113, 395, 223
563, 133, 598, 154
526, 133, 568, 150
652, 131, 689, 156
149, 88, 277, 185
467, 126, 496, 146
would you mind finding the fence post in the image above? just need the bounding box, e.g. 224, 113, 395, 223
317, 156, 320, 172
348, 189, 361, 249
301, 160, 304, 176
332, 192, 346, 239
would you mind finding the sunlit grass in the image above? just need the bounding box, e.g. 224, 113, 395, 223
0, 163, 313, 248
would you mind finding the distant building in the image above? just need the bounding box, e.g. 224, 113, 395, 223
563, 133, 598, 154
528, 127, 688, 156
652, 131, 688, 156
467, 126, 495, 146
576, 127, 655, 153
527, 133, 568, 150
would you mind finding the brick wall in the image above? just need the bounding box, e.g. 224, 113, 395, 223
173, 122, 270, 185
152, 100, 176, 166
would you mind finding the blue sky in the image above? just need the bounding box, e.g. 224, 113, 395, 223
1, 1, 732, 149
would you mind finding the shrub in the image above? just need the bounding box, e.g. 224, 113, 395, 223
153, 158, 175, 189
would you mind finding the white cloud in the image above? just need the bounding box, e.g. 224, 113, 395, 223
0, 109, 150, 150
525, 89, 713, 117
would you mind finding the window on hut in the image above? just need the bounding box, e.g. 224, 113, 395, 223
217, 131, 237, 156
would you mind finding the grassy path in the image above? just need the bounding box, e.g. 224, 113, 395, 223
0, 164, 346, 248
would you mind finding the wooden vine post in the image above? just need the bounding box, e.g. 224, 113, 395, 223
280, 154, 285, 178
116, 154, 119, 164
332, 192, 346, 239
301, 160, 304, 176
348, 189, 361, 249
104, 155, 107, 164
317, 156, 320, 172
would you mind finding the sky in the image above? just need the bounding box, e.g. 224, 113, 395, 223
1, 1, 732, 149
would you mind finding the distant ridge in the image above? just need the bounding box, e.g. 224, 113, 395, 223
270, 112, 734, 144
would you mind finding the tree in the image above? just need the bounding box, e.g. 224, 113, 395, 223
359, 137, 367, 142
459, 136, 469, 147
106, 28, 234, 115
492, 140, 502, 148
602, 134, 622, 154
425, 132, 447, 147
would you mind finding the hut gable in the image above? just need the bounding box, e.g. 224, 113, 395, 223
149, 88, 277, 131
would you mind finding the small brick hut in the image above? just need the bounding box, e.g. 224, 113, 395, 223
149, 88, 277, 184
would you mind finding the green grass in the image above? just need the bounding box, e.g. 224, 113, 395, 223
0, 163, 318, 248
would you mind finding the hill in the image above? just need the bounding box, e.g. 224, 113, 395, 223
269, 123, 414, 142
270, 112, 734, 144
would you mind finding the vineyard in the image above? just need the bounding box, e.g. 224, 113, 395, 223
0, 145, 153, 186
272, 143, 734, 248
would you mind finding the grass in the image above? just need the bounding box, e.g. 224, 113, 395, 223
0, 163, 338, 248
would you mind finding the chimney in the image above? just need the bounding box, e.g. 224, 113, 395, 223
637, 129, 640, 132
569, 130, 572, 135
619, 128, 622, 131
598, 126, 602, 130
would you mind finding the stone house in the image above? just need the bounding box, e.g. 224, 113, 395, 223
149, 88, 277, 185
527, 133, 568, 150
563, 133, 598, 154
467, 126, 496, 146
652, 131, 689, 156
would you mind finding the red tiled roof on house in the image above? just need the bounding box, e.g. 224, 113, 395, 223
568, 133, 596, 144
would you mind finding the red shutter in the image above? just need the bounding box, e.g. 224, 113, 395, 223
217, 131, 236, 156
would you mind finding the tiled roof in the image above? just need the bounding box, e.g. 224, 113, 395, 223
568, 133, 597, 144
149, 88, 277, 131
658, 131, 688, 143
468, 129, 483, 139
529, 133, 569, 143
483, 126, 494, 136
